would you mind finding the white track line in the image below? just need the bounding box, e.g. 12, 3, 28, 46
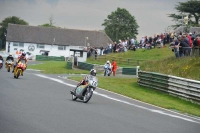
35, 74, 200, 124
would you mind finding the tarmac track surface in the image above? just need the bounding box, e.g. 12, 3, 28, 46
0, 62, 200, 133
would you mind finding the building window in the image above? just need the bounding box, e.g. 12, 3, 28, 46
58, 46, 66, 50
37, 44, 45, 49
19, 43, 24, 47
13, 42, 24, 47
13, 42, 19, 47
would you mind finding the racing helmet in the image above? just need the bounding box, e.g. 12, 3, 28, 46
90, 69, 97, 76
106, 60, 110, 64
22, 52, 26, 57
9, 53, 12, 56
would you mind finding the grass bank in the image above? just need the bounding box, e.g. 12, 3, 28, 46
87, 47, 174, 67
28, 61, 89, 74
69, 76, 200, 117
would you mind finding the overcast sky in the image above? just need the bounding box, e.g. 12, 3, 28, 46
0, 0, 188, 39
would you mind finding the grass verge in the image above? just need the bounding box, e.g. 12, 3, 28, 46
68, 76, 200, 117
28, 61, 90, 74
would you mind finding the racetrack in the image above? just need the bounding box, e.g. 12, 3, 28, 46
0, 63, 200, 133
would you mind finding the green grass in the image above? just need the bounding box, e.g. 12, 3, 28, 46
87, 47, 174, 67
28, 47, 200, 117
69, 76, 200, 117
140, 56, 200, 80
28, 61, 90, 74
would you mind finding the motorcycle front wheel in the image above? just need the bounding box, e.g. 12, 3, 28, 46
72, 94, 77, 101
7, 66, 10, 72
83, 89, 93, 103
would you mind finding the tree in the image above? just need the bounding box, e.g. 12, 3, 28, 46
102, 7, 139, 42
175, 0, 200, 25
39, 23, 56, 27
0, 16, 28, 49
168, 0, 200, 30
39, 15, 57, 28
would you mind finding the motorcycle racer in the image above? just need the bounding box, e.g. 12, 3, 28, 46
5, 53, 14, 68
104, 60, 112, 71
70, 69, 97, 94
12, 52, 28, 75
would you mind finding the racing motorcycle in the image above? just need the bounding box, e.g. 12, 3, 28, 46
14, 60, 26, 79
0, 60, 3, 69
71, 75, 98, 103
104, 65, 111, 76
6, 60, 13, 72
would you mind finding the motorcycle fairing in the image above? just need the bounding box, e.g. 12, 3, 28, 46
76, 84, 89, 98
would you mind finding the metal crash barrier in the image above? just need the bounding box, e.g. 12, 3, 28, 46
138, 71, 200, 104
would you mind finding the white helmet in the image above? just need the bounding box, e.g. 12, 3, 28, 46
106, 60, 110, 64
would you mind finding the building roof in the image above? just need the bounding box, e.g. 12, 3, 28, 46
6, 24, 113, 48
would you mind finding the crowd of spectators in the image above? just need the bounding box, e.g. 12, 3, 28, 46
86, 31, 200, 59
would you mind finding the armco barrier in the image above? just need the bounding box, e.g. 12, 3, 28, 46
36, 55, 65, 61
138, 71, 200, 104
77, 62, 94, 71
122, 68, 136, 75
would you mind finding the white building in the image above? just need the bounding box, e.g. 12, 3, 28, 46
6, 24, 113, 61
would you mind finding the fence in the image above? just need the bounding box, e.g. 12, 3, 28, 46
36, 55, 65, 61
77, 62, 94, 71
138, 71, 200, 104
90, 54, 145, 66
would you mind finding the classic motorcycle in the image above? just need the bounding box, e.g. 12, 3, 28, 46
104, 65, 111, 76
14, 60, 26, 79
0, 60, 3, 69
6, 60, 13, 72
71, 75, 98, 103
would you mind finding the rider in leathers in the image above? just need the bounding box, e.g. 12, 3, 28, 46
5, 53, 14, 68
70, 69, 97, 94
12, 52, 27, 75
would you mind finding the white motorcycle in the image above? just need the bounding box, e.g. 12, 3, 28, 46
71, 75, 98, 103
104, 65, 111, 76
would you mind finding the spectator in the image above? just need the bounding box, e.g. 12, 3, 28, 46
178, 35, 191, 56
94, 48, 98, 60
170, 37, 179, 58
100, 46, 104, 55
113, 42, 117, 53
111, 59, 117, 76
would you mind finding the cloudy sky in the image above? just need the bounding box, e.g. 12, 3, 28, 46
0, 0, 188, 39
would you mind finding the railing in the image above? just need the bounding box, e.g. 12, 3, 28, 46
138, 71, 200, 104
90, 54, 145, 66
36, 55, 65, 61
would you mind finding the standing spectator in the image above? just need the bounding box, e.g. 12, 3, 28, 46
178, 35, 191, 56
187, 33, 193, 48
167, 33, 170, 44
170, 37, 179, 58
111, 59, 117, 76
109, 43, 112, 53
94, 48, 98, 60
170, 32, 174, 43
100, 46, 104, 55
113, 42, 117, 53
